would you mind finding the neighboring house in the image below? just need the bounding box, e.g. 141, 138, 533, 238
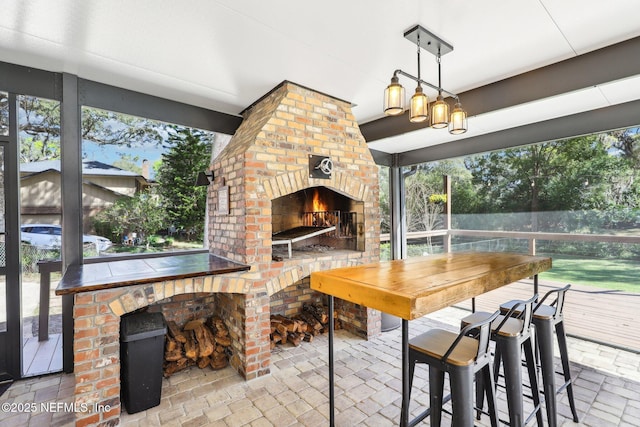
19, 159, 151, 229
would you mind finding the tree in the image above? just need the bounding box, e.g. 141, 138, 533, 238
112, 154, 143, 174
377, 160, 473, 234
155, 128, 212, 238
17, 96, 61, 162
3, 94, 169, 163
605, 127, 640, 167
378, 166, 390, 234
94, 191, 167, 246
405, 172, 443, 233
461, 134, 638, 232
81, 107, 166, 148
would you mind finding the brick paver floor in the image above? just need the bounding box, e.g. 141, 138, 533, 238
2, 306, 639, 426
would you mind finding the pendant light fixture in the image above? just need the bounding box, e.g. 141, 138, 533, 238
430, 51, 450, 129
449, 102, 468, 134
383, 75, 404, 115
409, 33, 428, 123
383, 25, 468, 135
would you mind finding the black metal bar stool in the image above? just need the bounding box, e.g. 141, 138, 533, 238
501, 284, 579, 427
404, 311, 500, 427
461, 294, 543, 427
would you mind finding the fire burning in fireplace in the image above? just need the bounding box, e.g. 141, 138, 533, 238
305, 189, 357, 237
312, 188, 327, 212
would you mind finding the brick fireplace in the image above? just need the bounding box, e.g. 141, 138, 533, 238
69, 81, 380, 426
205, 80, 381, 371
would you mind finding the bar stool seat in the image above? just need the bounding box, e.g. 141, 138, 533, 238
406, 311, 500, 427
461, 294, 543, 427
462, 312, 523, 337
501, 284, 579, 427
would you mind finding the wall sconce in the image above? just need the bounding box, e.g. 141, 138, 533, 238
195, 171, 214, 186
383, 25, 468, 135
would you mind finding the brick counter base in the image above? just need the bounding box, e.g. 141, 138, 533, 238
71, 257, 380, 426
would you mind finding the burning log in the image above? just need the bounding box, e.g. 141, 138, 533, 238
163, 315, 232, 377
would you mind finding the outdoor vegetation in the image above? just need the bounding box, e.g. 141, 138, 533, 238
11, 94, 222, 256
378, 128, 640, 290
93, 127, 214, 250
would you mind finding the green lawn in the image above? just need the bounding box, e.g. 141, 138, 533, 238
538, 253, 640, 292
394, 242, 640, 292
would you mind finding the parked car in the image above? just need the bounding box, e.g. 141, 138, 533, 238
20, 224, 113, 251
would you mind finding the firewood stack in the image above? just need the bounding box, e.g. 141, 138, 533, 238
163, 315, 232, 377
270, 303, 339, 349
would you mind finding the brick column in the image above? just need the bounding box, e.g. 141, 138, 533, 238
73, 290, 122, 426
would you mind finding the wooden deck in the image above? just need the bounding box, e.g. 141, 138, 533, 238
456, 279, 640, 353
23, 333, 62, 377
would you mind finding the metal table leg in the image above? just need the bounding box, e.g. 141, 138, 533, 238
328, 295, 335, 426
401, 319, 409, 427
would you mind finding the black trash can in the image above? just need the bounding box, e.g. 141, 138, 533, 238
120, 311, 166, 414
381, 312, 401, 332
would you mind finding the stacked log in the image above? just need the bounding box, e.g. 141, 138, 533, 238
270, 303, 339, 349
163, 315, 232, 377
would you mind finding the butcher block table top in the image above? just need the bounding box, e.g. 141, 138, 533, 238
310, 252, 552, 320
55, 252, 250, 295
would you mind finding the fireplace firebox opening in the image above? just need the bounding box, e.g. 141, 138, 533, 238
271, 187, 364, 259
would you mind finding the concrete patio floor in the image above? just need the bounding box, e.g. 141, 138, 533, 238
1, 305, 639, 426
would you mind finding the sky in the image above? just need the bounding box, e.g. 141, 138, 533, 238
82, 140, 165, 178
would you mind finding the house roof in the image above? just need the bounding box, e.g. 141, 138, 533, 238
2, 1, 639, 160
20, 160, 143, 178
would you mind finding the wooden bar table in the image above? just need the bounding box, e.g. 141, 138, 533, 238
310, 251, 552, 427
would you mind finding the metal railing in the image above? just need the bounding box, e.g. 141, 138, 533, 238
33, 228, 639, 344
381, 229, 640, 254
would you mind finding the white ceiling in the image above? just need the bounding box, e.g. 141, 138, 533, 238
2, 0, 640, 154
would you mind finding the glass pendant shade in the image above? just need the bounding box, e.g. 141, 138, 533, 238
448, 102, 468, 134
382, 27, 468, 133
384, 76, 405, 115
410, 85, 429, 123
431, 95, 449, 128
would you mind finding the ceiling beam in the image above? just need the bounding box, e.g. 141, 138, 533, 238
396, 98, 640, 166
369, 148, 392, 167
79, 79, 243, 135
0, 60, 62, 100
0, 60, 244, 135
361, 35, 640, 142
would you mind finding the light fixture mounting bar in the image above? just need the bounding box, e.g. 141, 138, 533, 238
403, 25, 453, 57
392, 69, 459, 100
